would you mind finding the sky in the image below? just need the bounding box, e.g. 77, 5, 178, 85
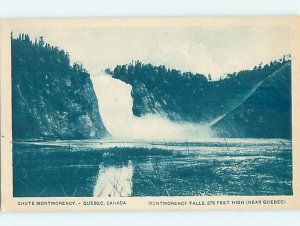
14, 25, 291, 79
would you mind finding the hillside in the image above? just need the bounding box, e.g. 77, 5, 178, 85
12, 34, 108, 140
212, 62, 291, 138
108, 59, 291, 138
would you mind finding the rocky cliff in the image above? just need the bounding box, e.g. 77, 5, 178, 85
12, 34, 108, 140
108, 59, 291, 138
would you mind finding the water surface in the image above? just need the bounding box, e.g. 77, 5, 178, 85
13, 138, 292, 197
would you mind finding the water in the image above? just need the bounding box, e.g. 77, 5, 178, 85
93, 160, 133, 197
13, 138, 292, 197
13, 75, 292, 197
91, 74, 213, 140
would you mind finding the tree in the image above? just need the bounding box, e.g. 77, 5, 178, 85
104, 68, 113, 75
208, 74, 212, 81
39, 37, 45, 46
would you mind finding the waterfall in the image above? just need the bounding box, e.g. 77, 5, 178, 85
91, 73, 213, 140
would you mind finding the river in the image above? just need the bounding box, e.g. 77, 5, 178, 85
13, 138, 292, 197
13, 74, 292, 197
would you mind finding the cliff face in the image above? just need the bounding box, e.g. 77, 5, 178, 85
212, 62, 291, 138
12, 34, 108, 140
109, 60, 291, 138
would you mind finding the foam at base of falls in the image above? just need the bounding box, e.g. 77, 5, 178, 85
91, 73, 213, 140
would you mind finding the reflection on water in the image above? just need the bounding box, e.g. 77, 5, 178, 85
13, 139, 293, 197
93, 161, 133, 197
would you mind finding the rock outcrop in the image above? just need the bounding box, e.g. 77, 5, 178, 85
12, 34, 108, 140
108, 59, 291, 138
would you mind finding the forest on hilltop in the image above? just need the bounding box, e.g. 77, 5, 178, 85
12, 34, 108, 140
107, 58, 291, 138
11, 32, 291, 139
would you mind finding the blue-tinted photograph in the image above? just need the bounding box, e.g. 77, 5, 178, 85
12, 26, 292, 197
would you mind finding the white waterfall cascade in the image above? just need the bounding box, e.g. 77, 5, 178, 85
91, 73, 213, 140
